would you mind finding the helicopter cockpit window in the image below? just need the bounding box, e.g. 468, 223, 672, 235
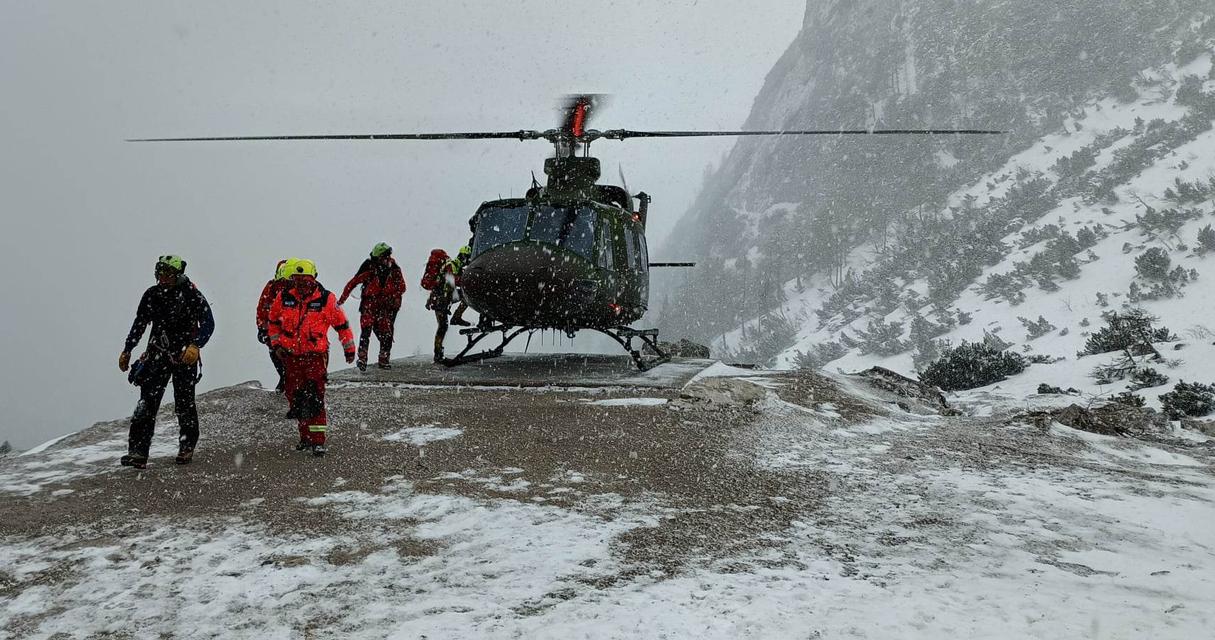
473, 206, 529, 257
527, 206, 597, 259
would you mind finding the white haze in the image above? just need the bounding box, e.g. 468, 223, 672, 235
0, 1, 804, 448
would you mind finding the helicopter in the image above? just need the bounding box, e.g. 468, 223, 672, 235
131, 95, 1003, 370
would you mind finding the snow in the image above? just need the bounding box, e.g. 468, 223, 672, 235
382, 424, 463, 445
0, 431, 177, 496
686, 361, 771, 384
4, 371, 1215, 637
8, 43, 1215, 640
586, 397, 668, 407
18, 431, 76, 457
756, 48, 1215, 404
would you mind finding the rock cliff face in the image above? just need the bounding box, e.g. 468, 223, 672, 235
659, 0, 1212, 346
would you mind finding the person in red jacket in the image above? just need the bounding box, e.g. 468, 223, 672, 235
267, 259, 356, 456
256, 259, 292, 392
338, 242, 406, 371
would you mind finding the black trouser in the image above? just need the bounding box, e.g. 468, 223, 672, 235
433, 306, 449, 356
429, 291, 451, 357
129, 362, 199, 457
268, 346, 286, 387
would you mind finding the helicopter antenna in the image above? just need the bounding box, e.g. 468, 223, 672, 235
530, 171, 540, 191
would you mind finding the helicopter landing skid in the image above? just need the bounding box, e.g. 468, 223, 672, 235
441, 324, 530, 367
593, 326, 670, 371
441, 324, 670, 371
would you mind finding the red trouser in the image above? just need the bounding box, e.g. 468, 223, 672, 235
358, 305, 398, 365
284, 352, 329, 445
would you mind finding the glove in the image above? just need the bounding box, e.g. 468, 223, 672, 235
344, 350, 356, 364
118, 351, 131, 372
180, 344, 200, 366
257, 327, 269, 344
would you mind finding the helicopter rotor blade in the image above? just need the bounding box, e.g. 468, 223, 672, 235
593, 128, 1006, 140
127, 130, 551, 143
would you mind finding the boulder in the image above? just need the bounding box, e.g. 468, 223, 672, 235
678, 377, 767, 407
1181, 418, 1215, 437
644, 338, 710, 359
851, 366, 956, 415
1049, 402, 1168, 437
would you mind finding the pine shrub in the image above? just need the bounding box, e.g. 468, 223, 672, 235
1082, 309, 1175, 356
1019, 315, 1057, 340
920, 342, 1028, 391
1197, 225, 1215, 254
1129, 366, 1169, 390
1110, 391, 1147, 408
792, 341, 848, 370
1135, 247, 1171, 280
1160, 381, 1215, 419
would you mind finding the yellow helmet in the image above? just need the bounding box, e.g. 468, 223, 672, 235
289, 258, 318, 277
275, 258, 297, 280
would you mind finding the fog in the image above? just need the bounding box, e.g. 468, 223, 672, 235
0, 1, 804, 448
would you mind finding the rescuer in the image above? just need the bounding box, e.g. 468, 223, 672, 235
337, 242, 406, 371
118, 255, 215, 469
256, 258, 292, 391
447, 245, 473, 327
267, 259, 356, 456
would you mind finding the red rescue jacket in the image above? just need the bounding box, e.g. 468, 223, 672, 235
339, 258, 406, 312
267, 285, 356, 356
256, 279, 290, 332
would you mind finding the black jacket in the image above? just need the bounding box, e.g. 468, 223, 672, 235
124, 276, 215, 355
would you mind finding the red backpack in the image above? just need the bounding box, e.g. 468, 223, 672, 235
420, 249, 450, 290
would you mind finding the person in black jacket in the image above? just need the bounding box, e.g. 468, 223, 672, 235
118, 255, 215, 468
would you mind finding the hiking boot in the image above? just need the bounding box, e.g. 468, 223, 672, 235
433, 352, 445, 364
295, 439, 309, 451
356, 360, 367, 372
121, 454, 148, 469
311, 444, 327, 457
175, 449, 194, 465
377, 362, 392, 370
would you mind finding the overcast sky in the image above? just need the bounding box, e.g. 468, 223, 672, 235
0, 0, 805, 449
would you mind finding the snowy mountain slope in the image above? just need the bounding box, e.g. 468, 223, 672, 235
659, 1, 1215, 347
703, 50, 1215, 416
2, 367, 1214, 637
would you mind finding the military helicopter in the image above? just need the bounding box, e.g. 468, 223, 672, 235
131, 96, 1003, 370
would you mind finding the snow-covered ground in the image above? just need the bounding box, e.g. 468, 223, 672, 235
1, 367, 1213, 638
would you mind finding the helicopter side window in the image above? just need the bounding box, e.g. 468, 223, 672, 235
598, 219, 615, 270
473, 206, 529, 257
636, 228, 649, 271
622, 226, 638, 270
528, 206, 597, 259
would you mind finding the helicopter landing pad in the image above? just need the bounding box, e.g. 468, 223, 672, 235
329, 353, 716, 389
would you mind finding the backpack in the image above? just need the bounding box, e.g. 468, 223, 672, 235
420, 249, 450, 291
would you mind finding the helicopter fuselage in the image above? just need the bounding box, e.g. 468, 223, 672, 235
459, 196, 650, 330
